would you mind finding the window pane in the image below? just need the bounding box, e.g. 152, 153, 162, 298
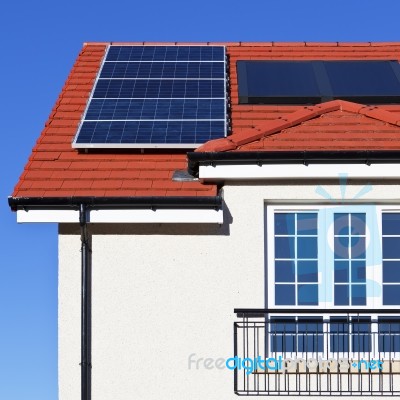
330, 318, 350, 333
298, 317, 323, 333
334, 237, 349, 259
297, 237, 317, 259
275, 213, 295, 235
383, 237, 400, 259
330, 318, 350, 353
298, 284, 318, 305
298, 334, 324, 353
383, 285, 400, 305
335, 261, 349, 283
351, 237, 366, 259
334, 284, 349, 305
298, 261, 318, 282
270, 335, 297, 352
352, 335, 371, 352
351, 261, 366, 283
382, 213, 400, 235
351, 284, 366, 305
275, 261, 295, 282
275, 237, 295, 258
351, 213, 366, 235
379, 318, 400, 333
378, 318, 400, 352
270, 318, 296, 353
334, 213, 349, 235
275, 284, 295, 305
383, 261, 400, 283
297, 213, 318, 235
298, 317, 323, 352
352, 318, 371, 333
352, 319, 371, 352
270, 318, 296, 333
379, 336, 400, 353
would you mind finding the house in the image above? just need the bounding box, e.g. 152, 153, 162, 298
9, 42, 400, 399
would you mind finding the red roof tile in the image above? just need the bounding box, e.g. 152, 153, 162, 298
198, 100, 400, 152
12, 42, 400, 199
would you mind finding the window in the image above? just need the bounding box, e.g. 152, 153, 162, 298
270, 317, 323, 354
268, 205, 400, 309
237, 60, 400, 105
330, 317, 371, 354
333, 213, 366, 306
267, 205, 400, 357
274, 213, 318, 306
378, 317, 400, 353
382, 213, 400, 305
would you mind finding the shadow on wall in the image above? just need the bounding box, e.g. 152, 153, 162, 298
58, 200, 233, 236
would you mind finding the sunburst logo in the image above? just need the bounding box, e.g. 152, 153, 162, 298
313, 174, 380, 304
315, 173, 373, 202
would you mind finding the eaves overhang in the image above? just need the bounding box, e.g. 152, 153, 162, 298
187, 150, 400, 180
8, 196, 223, 224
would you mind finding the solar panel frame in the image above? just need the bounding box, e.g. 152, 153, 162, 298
73, 45, 227, 149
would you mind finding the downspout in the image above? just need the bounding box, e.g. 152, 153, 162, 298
79, 204, 91, 400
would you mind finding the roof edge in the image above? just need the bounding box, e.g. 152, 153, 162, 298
187, 150, 400, 176
83, 41, 400, 47
8, 196, 222, 211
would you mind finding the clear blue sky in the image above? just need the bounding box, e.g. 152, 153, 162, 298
1, 0, 400, 398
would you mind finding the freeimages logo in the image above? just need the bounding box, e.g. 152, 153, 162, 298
188, 354, 383, 375
224, 356, 383, 375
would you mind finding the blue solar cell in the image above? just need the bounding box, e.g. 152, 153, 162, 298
100, 62, 225, 79
93, 79, 224, 99
86, 99, 225, 120
106, 46, 224, 62
76, 120, 225, 145
74, 45, 226, 147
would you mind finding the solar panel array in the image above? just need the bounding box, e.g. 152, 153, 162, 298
237, 60, 400, 105
73, 46, 227, 148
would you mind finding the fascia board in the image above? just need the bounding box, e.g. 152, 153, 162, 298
16, 208, 223, 224
199, 163, 400, 180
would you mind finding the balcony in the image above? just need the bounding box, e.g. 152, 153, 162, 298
233, 309, 400, 396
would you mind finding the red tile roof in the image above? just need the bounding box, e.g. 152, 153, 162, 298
11, 42, 400, 199
197, 100, 400, 152
12, 43, 216, 198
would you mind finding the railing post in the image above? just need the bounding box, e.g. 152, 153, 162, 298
233, 322, 238, 393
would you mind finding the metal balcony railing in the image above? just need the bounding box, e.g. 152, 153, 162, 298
234, 309, 400, 396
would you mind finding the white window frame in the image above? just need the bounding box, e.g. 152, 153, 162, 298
266, 204, 400, 310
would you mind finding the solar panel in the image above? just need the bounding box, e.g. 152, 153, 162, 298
101, 61, 225, 79
106, 46, 224, 62
86, 99, 225, 120
93, 79, 224, 99
73, 45, 227, 149
237, 60, 400, 105
324, 61, 400, 98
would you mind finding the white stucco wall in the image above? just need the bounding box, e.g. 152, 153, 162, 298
58, 181, 400, 400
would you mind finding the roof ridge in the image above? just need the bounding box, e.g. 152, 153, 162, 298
197, 100, 400, 153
